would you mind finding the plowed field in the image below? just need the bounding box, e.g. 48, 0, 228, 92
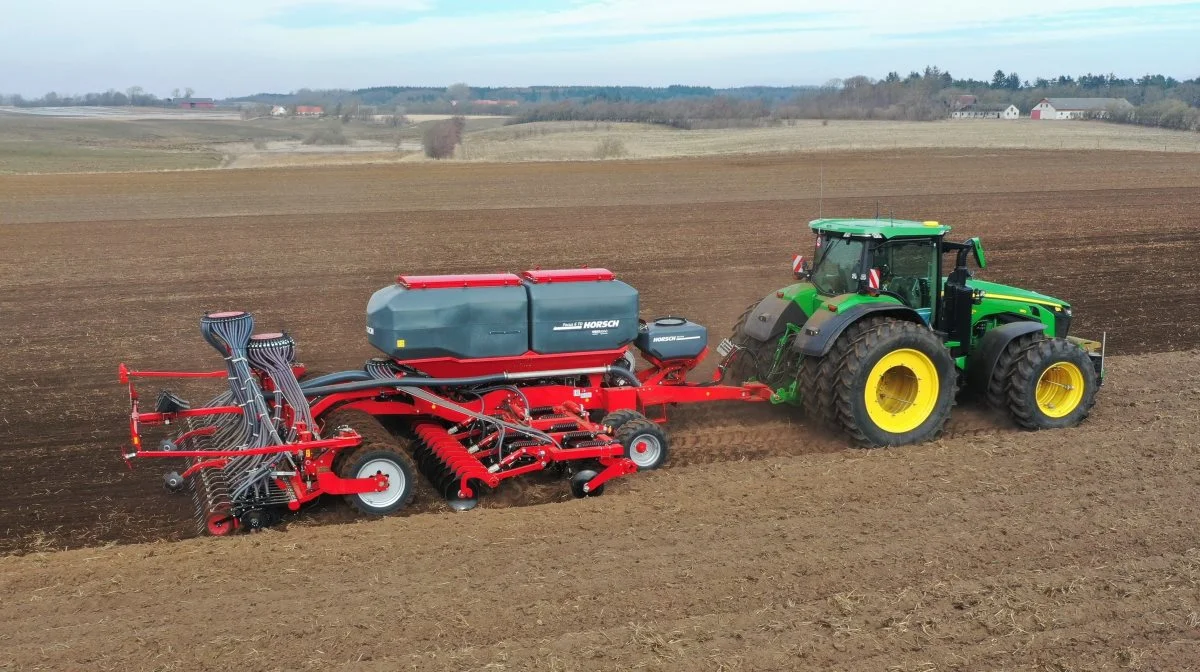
2, 150, 1199, 670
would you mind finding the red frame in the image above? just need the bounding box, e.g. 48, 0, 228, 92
119, 342, 770, 523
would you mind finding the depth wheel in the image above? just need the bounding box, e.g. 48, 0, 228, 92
613, 417, 669, 470
339, 448, 416, 516
570, 469, 605, 498
827, 318, 956, 447
1004, 338, 1098, 430
326, 410, 417, 516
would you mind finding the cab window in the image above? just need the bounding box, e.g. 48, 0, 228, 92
875, 240, 937, 310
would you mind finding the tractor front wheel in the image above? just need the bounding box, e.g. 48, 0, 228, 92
829, 319, 956, 447
1004, 339, 1097, 430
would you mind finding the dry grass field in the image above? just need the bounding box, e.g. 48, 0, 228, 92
4, 108, 1199, 173
1, 148, 1199, 670
455, 119, 1200, 162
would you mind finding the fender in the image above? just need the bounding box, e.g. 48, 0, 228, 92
792, 302, 925, 357
742, 293, 808, 343
966, 321, 1047, 392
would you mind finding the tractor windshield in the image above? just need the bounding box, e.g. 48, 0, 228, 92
810, 235, 866, 295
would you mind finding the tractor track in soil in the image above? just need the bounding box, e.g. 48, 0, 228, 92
1, 148, 1198, 558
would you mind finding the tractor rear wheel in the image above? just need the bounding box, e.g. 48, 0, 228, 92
724, 302, 771, 386
827, 318, 956, 447
1003, 338, 1097, 430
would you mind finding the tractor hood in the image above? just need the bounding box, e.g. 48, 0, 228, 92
966, 278, 1070, 311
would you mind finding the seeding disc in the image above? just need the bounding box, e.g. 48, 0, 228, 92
447, 497, 478, 512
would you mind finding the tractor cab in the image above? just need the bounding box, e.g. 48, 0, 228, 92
803, 218, 951, 321
799, 218, 990, 350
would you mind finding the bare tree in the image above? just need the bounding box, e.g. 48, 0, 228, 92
423, 116, 466, 158
446, 82, 470, 103
126, 86, 143, 105
171, 88, 180, 99
184, 87, 194, 99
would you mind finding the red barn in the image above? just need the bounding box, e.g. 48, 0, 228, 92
177, 98, 216, 109
296, 106, 324, 116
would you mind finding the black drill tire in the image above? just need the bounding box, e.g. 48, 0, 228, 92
326, 409, 416, 515
985, 332, 1045, 410
1004, 338, 1098, 430
613, 417, 669, 470
828, 318, 956, 447
600, 409, 643, 435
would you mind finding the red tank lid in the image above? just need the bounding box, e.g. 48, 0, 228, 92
521, 268, 615, 283
396, 273, 523, 289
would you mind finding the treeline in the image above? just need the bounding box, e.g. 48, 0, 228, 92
507, 67, 1200, 131
509, 98, 772, 129
0, 86, 194, 107
227, 84, 816, 114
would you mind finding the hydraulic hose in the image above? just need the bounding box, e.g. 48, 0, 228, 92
298, 370, 374, 389
301, 365, 640, 398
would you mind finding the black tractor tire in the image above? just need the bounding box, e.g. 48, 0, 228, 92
600, 409, 643, 435
613, 417, 669, 470
724, 301, 772, 386
1004, 338, 1098, 430
328, 409, 416, 516
797, 316, 883, 426
827, 318, 956, 447
985, 332, 1045, 409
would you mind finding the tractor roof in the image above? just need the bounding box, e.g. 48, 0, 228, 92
809, 218, 951, 239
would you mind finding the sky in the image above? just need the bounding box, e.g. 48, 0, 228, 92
1, 0, 1198, 97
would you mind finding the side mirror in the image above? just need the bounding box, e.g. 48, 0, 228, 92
968, 237, 987, 269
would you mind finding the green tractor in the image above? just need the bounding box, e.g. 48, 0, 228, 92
718, 218, 1104, 447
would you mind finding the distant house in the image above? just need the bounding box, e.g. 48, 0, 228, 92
473, 99, 520, 107
1030, 97, 1132, 120
953, 94, 978, 110
270, 106, 288, 117
952, 104, 1020, 119
296, 105, 324, 116
176, 98, 215, 109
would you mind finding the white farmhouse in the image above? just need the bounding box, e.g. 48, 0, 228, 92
951, 104, 1020, 119
1030, 98, 1132, 120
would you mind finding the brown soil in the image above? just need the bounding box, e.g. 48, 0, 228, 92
1, 150, 1199, 670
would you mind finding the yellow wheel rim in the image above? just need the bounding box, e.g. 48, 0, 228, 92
1035, 362, 1085, 418
864, 349, 939, 434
